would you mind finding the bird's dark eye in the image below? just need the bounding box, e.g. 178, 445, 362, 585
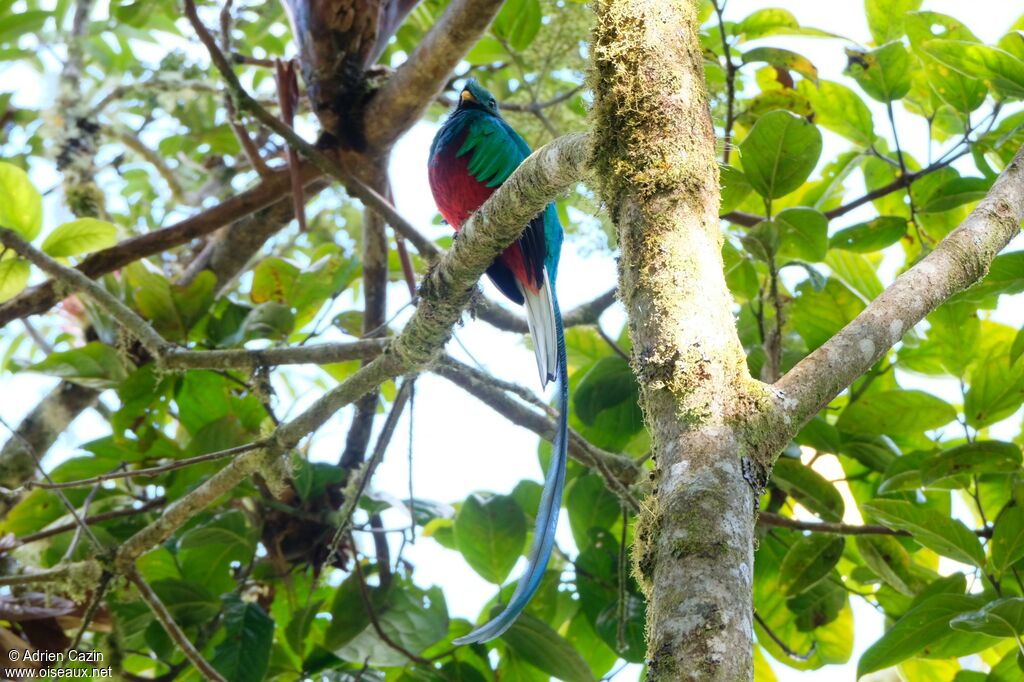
489, 99, 497, 109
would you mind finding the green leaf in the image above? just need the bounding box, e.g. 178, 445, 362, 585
798, 80, 875, 147
454, 493, 527, 584
567, 474, 620, 550
771, 457, 844, 522
836, 390, 956, 437
178, 510, 257, 594
0, 257, 29, 302
573, 356, 642, 428
294, 460, 346, 502
250, 256, 299, 304
150, 579, 220, 626
922, 39, 1024, 99
27, 341, 130, 389
0, 161, 42, 239
1012, 327, 1024, 365
775, 207, 828, 262
502, 613, 596, 682
845, 42, 913, 102
862, 500, 985, 567
739, 110, 822, 200
790, 278, 865, 351
492, 0, 541, 50
778, 534, 845, 596
992, 507, 1024, 574
966, 340, 1024, 429
741, 47, 818, 82
731, 8, 839, 41
855, 535, 917, 595
950, 598, 1024, 638
212, 595, 275, 682
857, 595, 990, 677
336, 582, 448, 666
41, 218, 117, 257
323, 573, 379, 650
919, 177, 991, 213
719, 165, 753, 214
865, 0, 923, 44
829, 216, 907, 252
921, 441, 1022, 487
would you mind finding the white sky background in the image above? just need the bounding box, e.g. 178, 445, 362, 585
2, 1, 1024, 680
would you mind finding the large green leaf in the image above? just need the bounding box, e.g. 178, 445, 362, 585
919, 177, 990, 213
566, 474, 620, 550
0, 161, 42, 240
920, 441, 1022, 487
855, 535, 918, 595
178, 510, 257, 594
741, 47, 818, 82
336, 582, 448, 667
211, 595, 275, 682
503, 613, 596, 682
922, 39, 1024, 99
492, 0, 541, 50
950, 598, 1024, 638
771, 457, 844, 522
0, 257, 29, 303
41, 218, 117, 257
739, 110, 822, 200
789, 278, 865, 351
454, 493, 527, 584
991, 507, 1024, 575
798, 80, 875, 147
836, 390, 956, 437
731, 8, 839, 41
27, 342, 130, 389
573, 356, 642, 429
150, 578, 221, 626
778, 535, 845, 596
857, 595, 992, 677
845, 42, 913, 102
829, 216, 907, 253
775, 207, 828, 262
862, 499, 985, 567
865, 0, 923, 44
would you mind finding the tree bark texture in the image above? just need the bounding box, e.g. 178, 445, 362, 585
590, 0, 760, 678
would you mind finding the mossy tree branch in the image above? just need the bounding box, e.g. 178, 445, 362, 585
590, 0, 760, 678
764, 144, 1024, 456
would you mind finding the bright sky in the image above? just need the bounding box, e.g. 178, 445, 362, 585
2, 1, 1023, 680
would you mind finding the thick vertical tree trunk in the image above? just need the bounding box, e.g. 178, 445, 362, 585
590, 0, 762, 678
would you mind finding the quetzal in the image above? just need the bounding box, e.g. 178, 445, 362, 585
428, 80, 568, 644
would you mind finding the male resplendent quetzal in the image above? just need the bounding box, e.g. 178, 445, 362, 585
428, 80, 568, 644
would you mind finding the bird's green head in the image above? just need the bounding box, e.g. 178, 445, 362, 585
458, 79, 499, 115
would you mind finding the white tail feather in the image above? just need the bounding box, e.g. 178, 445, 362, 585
519, 270, 558, 387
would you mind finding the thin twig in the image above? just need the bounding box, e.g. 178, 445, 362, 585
754, 611, 815, 661
16, 497, 167, 544
126, 568, 227, 682
350, 551, 431, 665
22, 441, 264, 491
0, 414, 102, 549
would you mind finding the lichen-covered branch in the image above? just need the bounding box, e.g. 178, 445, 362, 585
125, 568, 227, 682
590, 0, 757, 678
161, 339, 388, 370
110, 131, 588, 575
769, 144, 1024, 453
